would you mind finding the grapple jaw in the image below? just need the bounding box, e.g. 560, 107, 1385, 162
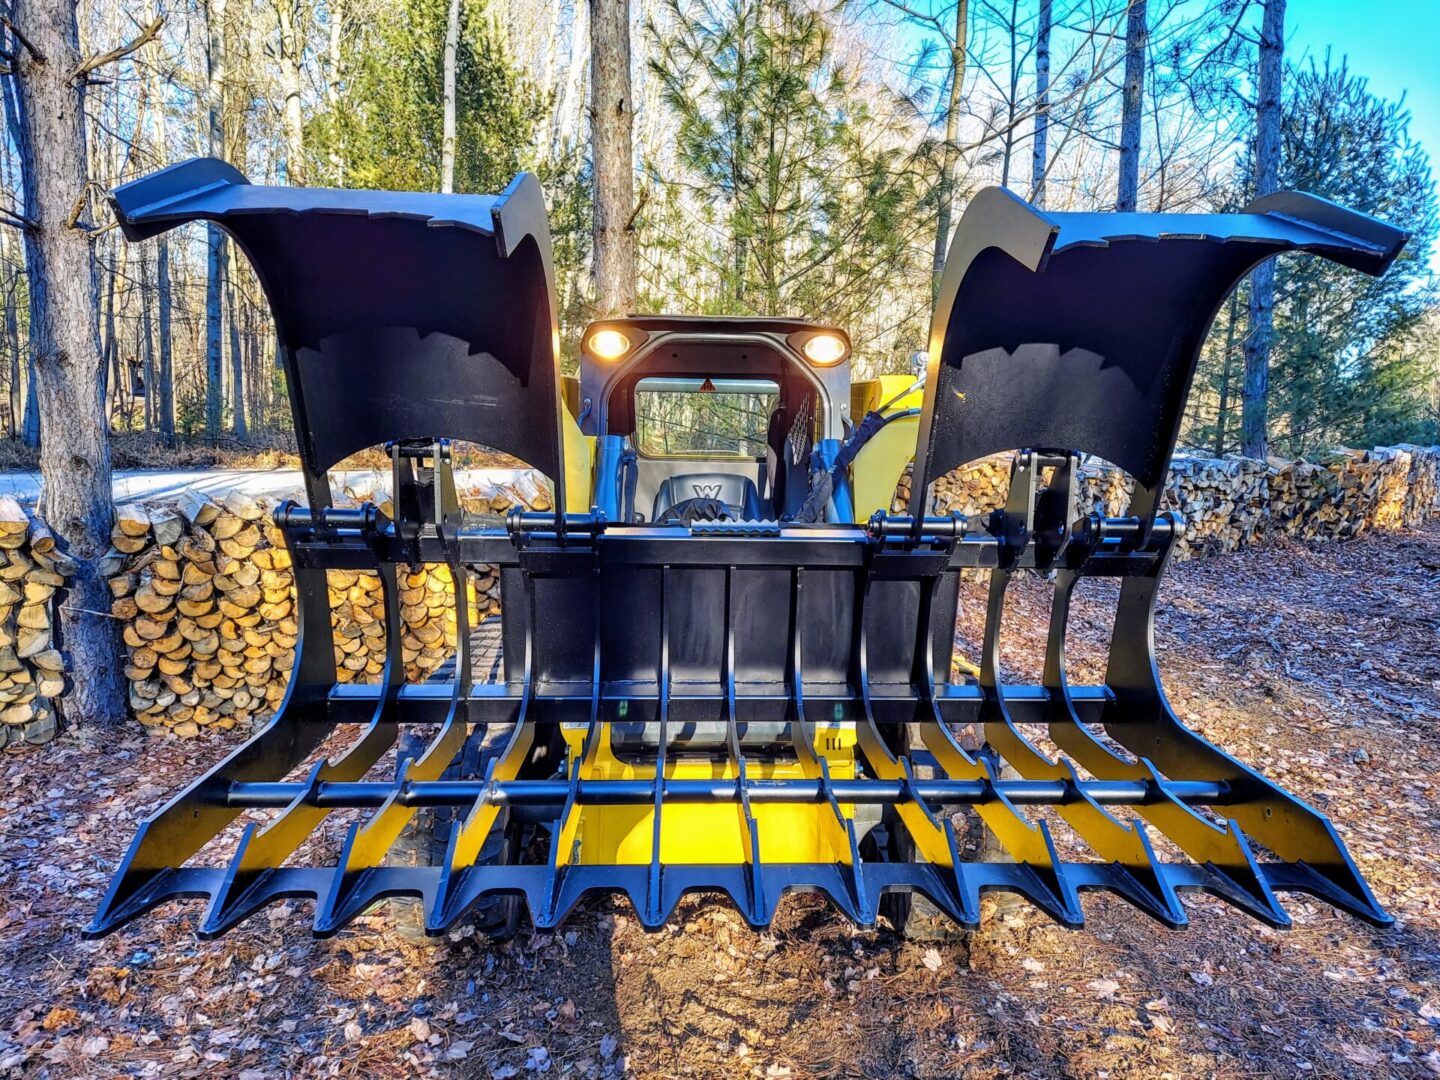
90, 163, 1404, 939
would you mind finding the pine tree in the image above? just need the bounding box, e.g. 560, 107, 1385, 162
316, 0, 545, 195
647, 0, 928, 358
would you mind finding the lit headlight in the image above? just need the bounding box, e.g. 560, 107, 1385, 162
587, 329, 632, 361
801, 332, 847, 366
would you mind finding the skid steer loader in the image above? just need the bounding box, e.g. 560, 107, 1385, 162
89, 156, 1407, 941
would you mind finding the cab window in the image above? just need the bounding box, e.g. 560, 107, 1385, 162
634, 377, 778, 458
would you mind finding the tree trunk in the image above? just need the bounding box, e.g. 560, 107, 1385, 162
11, 0, 127, 725
1241, 0, 1285, 460
930, 0, 967, 305
1116, 0, 1147, 211
440, 0, 461, 193
325, 0, 345, 183
1030, 0, 1051, 207
227, 244, 246, 437
5, 274, 20, 437
276, 0, 304, 185
590, 0, 636, 315
1214, 288, 1239, 456
204, 0, 227, 435
139, 245, 155, 432
156, 237, 174, 441
1, 71, 39, 447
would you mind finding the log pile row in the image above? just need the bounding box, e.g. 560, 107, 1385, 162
1160, 456, 1271, 558
1269, 446, 1440, 541
327, 564, 499, 686
893, 445, 1440, 561
0, 498, 72, 749
106, 492, 294, 737
104, 491, 506, 737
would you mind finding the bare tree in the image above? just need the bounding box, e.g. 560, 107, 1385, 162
1029, 0, 1050, 207
6, 0, 145, 725
204, 0, 226, 434
275, 0, 305, 185
1241, 0, 1283, 459
591, 0, 636, 315
440, 0, 460, 193
1116, 0, 1146, 210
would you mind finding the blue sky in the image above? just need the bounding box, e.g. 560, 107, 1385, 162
1289, 0, 1439, 268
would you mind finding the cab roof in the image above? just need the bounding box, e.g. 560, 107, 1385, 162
584, 314, 848, 342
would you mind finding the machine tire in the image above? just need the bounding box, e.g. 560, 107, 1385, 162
872, 763, 968, 943
390, 726, 524, 943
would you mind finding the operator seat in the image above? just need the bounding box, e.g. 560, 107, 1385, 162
651, 473, 764, 522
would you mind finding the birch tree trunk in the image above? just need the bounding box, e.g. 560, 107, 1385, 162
930, 0, 967, 305
1030, 0, 1051, 207
325, 0, 345, 183
226, 244, 246, 436
276, 0, 304, 184
1116, 0, 1147, 212
440, 0, 461, 192
1241, 0, 1285, 459
590, 0, 636, 315
139, 245, 155, 431
11, 0, 127, 725
204, 0, 227, 434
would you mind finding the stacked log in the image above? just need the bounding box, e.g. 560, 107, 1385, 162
0, 498, 72, 749
105, 490, 508, 735
1161, 456, 1270, 558
108, 492, 293, 737
890, 444, 1440, 562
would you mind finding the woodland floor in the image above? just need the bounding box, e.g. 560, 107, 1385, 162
2, 523, 1440, 1078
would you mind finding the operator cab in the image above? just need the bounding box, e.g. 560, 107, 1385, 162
573, 316, 855, 524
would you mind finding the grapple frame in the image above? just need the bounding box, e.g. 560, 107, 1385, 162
89, 159, 1406, 938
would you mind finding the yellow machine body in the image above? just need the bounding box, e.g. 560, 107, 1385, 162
558, 722, 859, 865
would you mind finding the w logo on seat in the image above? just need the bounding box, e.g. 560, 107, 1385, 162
692, 483, 723, 499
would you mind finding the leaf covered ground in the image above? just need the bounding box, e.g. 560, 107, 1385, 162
2, 523, 1439, 1078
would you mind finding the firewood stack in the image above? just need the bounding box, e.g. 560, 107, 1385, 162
327, 563, 500, 686
1267, 447, 1439, 542
106, 492, 293, 737
0, 497, 72, 749
891, 444, 1440, 563
105, 490, 508, 736
1160, 456, 1270, 558
892, 454, 1013, 518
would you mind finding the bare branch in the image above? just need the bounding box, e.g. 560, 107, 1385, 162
68, 16, 163, 82
0, 14, 46, 64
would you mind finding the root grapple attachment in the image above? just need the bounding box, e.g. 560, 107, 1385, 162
89, 159, 1406, 939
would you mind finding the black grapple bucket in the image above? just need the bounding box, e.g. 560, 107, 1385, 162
89, 159, 1406, 938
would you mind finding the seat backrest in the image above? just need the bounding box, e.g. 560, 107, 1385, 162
652, 473, 763, 521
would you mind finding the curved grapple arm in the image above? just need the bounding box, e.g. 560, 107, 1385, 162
109, 157, 568, 512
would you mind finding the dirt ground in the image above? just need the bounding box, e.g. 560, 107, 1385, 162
2, 523, 1439, 1079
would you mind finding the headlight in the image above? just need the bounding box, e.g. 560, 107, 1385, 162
587, 329, 632, 361
800, 332, 847, 366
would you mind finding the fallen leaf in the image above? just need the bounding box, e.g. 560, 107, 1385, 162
1339, 1042, 1383, 1067
922, 949, 943, 972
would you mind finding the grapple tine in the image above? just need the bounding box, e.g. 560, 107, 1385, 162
1042, 567, 1291, 927
1101, 531, 1388, 925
